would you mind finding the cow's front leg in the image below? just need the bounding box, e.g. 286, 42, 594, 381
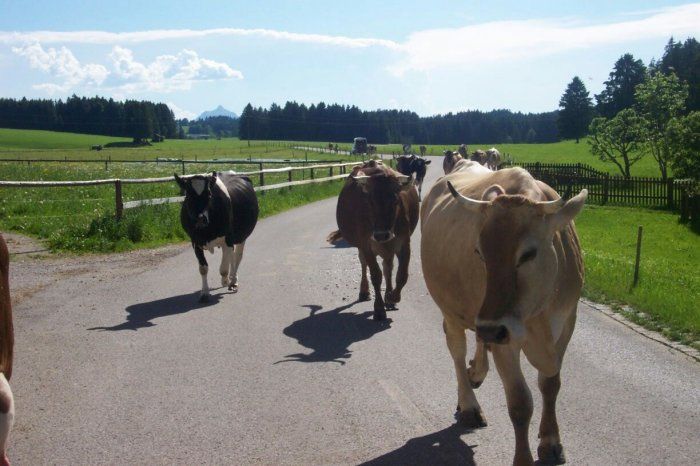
363, 249, 385, 321
444, 318, 486, 428
381, 253, 396, 309
220, 245, 233, 287
492, 344, 534, 466
387, 243, 409, 305
194, 245, 210, 302
467, 338, 489, 388
537, 371, 565, 465
228, 241, 245, 292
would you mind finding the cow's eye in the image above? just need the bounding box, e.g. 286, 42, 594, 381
517, 248, 537, 267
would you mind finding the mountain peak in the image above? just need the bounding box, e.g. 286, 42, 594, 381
198, 105, 238, 120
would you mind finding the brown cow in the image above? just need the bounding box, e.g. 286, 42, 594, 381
333, 160, 419, 320
421, 167, 587, 465
485, 147, 502, 170
0, 234, 14, 465
457, 144, 468, 158
471, 149, 487, 165
442, 150, 463, 175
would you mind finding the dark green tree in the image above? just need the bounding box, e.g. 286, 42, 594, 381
595, 54, 647, 118
654, 37, 700, 111
558, 76, 594, 143
667, 111, 700, 180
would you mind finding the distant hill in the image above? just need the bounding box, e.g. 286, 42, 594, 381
198, 105, 238, 120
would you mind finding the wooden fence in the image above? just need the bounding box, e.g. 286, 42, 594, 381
502, 162, 694, 211
0, 161, 362, 220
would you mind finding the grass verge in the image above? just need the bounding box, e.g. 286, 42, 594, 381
576, 204, 699, 349
3, 179, 344, 254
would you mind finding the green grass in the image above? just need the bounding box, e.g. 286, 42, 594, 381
576, 205, 699, 348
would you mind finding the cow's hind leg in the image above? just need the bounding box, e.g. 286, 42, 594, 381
228, 241, 245, 292
444, 319, 486, 428
358, 250, 370, 301
387, 243, 409, 306
363, 249, 386, 320
194, 245, 210, 302
220, 245, 233, 287
492, 344, 534, 466
467, 337, 489, 388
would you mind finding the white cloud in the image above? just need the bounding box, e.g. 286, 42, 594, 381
0, 27, 401, 50
11, 43, 108, 93
392, 3, 700, 75
166, 101, 197, 120
11, 44, 242, 95
108, 46, 242, 93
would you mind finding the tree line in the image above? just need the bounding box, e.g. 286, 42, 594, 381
238, 102, 559, 144
0, 95, 178, 141
182, 116, 239, 138
557, 37, 699, 180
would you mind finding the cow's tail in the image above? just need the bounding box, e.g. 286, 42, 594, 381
0, 235, 13, 381
326, 230, 343, 244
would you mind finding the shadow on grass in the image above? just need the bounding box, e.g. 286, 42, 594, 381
359, 424, 476, 465
276, 301, 391, 365
88, 289, 232, 331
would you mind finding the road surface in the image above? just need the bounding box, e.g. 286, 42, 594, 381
9, 157, 700, 465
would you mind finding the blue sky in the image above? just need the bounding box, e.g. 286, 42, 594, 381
1, 1, 699, 119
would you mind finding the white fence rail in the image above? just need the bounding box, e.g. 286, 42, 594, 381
0, 161, 362, 220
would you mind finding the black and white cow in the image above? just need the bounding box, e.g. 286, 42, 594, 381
394, 154, 431, 200
175, 171, 259, 301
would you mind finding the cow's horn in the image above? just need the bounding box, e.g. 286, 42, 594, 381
536, 197, 566, 214
353, 175, 370, 185
397, 174, 411, 185
447, 181, 490, 211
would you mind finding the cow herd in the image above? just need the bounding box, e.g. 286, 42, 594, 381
328, 152, 587, 465
0, 147, 587, 465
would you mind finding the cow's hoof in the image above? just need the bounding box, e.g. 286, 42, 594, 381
358, 291, 371, 301
199, 294, 210, 303
467, 364, 486, 389
228, 283, 239, 293
537, 442, 565, 465
220, 274, 229, 287
384, 290, 401, 306
455, 406, 487, 429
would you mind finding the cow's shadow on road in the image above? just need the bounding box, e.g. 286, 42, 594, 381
88, 290, 231, 331
359, 424, 476, 465
276, 302, 391, 365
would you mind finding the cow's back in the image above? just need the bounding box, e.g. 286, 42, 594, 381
219, 173, 259, 244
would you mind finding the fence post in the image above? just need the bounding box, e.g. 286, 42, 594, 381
181, 160, 186, 175
310, 167, 315, 180
115, 180, 123, 221
603, 174, 609, 205
105, 160, 108, 171
329, 166, 333, 178
288, 168, 292, 187
258, 163, 265, 192
667, 178, 674, 209
632, 225, 643, 287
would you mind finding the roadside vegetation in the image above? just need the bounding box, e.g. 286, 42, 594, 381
576, 205, 699, 349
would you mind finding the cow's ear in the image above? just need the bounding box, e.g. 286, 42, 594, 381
208, 173, 217, 189
482, 184, 505, 201
424, 159, 432, 165
545, 189, 588, 232
397, 175, 412, 188
174, 173, 187, 193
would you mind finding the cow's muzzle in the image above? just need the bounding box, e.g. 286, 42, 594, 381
476, 324, 509, 344
372, 230, 395, 243
195, 212, 209, 229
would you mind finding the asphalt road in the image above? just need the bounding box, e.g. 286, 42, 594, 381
9, 157, 700, 465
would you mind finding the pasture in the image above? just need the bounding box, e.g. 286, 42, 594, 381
0, 129, 696, 348
576, 205, 699, 347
